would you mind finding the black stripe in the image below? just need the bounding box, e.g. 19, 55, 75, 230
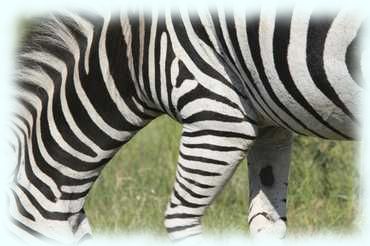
106, 14, 155, 121
177, 170, 215, 189
46, 66, 98, 156
20, 60, 98, 157
189, 11, 215, 49
345, 23, 365, 87
17, 93, 113, 173
29, 28, 124, 150
225, 13, 293, 129
65, 59, 125, 150
70, 16, 142, 132
170, 11, 244, 101
14, 111, 56, 202
14, 115, 101, 189
178, 162, 221, 177
127, 12, 163, 114
177, 87, 258, 125
177, 84, 244, 116
307, 11, 356, 122
169, 11, 258, 125
182, 111, 244, 124
182, 143, 244, 152
166, 223, 200, 233
182, 129, 256, 140
246, 12, 324, 136
175, 177, 209, 199
12, 130, 23, 183
12, 114, 31, 138
175, 60, 195, 88
17, 184, 74, 220
142, 13, 155, 103
60, 188, 91, 200
126, 13, 163, 114
11, 189, 36, 221
173, 189, 207, 208
210, 9, 237, 68
164, 33, 179, 119
128, 11, 142, 94
248, 211, 272, 225
179, 151, 229, 166
273, 10, 350, 139
165, 213, 201, 219
10, 218, 58, 243
154, 16, 168, 112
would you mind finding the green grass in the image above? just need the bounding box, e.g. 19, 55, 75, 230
85, 115, 359, 236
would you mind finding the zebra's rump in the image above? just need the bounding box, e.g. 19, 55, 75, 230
238, 8, 365, 139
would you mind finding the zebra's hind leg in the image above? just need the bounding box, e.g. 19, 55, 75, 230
247, 126, 293, 238
164, 121, 257, 241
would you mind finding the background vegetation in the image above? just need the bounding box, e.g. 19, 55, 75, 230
84, 115, 359, 237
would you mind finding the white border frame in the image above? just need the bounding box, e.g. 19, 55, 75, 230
1, 0, 370, 245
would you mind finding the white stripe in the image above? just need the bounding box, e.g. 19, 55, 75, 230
14, 172, 84, 215
120, 12, 148, 109
10, 109, 61, 198
20, 52, 117, 156
179, 98, 244, 119
324, 9, 364, 118
17, 65, 110, 163
217, 9, 265, 118
182, 134, 252, 148
148, 10, 163, 110
173, 182, 211, 204
288, 7, 352, 138
51, 16, 132, 140
13, 97, 103, 180
178, 155, 237, 174
184, 120, 256, 137
60, 182, 93, 193
175, 171, 216, 196
234, 12, 288, 127
61, 11, 94, 74
9, 188, 76, 242
137, 12, 149, 102
165, 9, 244, 112
159, 32, 173, 117
258, 7, 334, 136
181, 145, 242, 167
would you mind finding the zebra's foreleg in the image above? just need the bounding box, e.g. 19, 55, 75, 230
247, 126, 293, 238
164, 122, 257, 240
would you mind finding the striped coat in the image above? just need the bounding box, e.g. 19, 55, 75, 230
8, 5, 365, 243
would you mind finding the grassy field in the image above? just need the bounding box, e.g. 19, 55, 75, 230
85, 115, 359, 237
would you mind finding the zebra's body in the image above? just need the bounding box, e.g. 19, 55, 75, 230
9, 6, 365, 243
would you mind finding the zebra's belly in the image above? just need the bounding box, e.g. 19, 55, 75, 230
253, 72, 363, 140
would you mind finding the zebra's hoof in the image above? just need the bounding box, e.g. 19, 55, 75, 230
249, 216, 287, 239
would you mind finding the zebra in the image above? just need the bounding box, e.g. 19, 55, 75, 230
7, 5, 365, 244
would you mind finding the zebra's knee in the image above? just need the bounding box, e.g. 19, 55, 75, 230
164, 203, 203, 241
